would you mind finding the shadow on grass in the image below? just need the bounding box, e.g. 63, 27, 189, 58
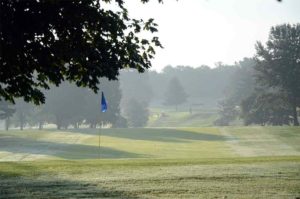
0, 161, 141, 198
0, 176, 139, 198
68, 128, 228, 143
0, 136, 146, 160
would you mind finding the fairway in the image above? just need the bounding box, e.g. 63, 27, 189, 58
0, 127, 235, 161
0, 127, 300, 198
0, 127, 299, 161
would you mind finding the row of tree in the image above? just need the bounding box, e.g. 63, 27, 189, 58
215, 24, 300, 126
120, 69, 189, 111
119, 64, 236, 110
0, 79, 144, 130
0, 71, 190, 130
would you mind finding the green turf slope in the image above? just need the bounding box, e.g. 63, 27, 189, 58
148, 111, 218, 127
0, 157, 299, 198
0, 127, 299, 198
0, 127, 299, 161
0, 128, 232, 161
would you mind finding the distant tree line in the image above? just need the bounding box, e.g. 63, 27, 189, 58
0, 79, 128, 130
119, 64, 237, 110
1, 63, 239, 130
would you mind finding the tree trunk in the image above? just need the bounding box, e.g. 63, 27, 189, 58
292, 102, 299, 126
38, 121, 43, 130
189, 107, 192, 114
20, 113, 24, 130
74, 122, 79, 129
5, 117, 10, 131
92, 121, 97, 129
56, 115, 61, 130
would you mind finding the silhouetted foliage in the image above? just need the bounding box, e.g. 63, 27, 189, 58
255, 23, 300, 126
0, 0, 162, 104
241, 90, 292, 126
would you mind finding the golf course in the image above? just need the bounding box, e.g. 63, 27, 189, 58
0, 126, 299, 198
1, 0, 300, 198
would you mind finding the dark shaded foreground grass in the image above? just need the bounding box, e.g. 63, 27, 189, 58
1, 156, 300, 199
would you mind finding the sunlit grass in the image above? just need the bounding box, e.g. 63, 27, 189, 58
148, 109, 218, 127
0, 128, 234, 160
1, 156, 299, 198
0, 127, 299, 198
221, 126, 300, 156
1, 127, 299, 160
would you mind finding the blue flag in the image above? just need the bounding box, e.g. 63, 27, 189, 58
101, 92, 107, 113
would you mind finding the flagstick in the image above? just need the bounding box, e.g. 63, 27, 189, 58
98, 122, 101, 159
98, 121, 104, 159
99, 91, 107, 160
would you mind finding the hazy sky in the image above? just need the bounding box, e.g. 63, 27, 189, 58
125, 0, 300, 71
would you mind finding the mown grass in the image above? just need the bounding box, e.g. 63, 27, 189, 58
1, 156, 300, 198
1, 127, 299, 161
148, 109, 218, 127
0, 126, 300, 198
0, 127, 235, 161
221, 126, 300, 156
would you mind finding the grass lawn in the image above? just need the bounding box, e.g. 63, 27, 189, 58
0, 127, 299, 198
147, 109, 218, 127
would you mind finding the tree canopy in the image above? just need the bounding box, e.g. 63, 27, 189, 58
0, 0, 162, 104
254, 23, 300, 126
240, 90, 292, 126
